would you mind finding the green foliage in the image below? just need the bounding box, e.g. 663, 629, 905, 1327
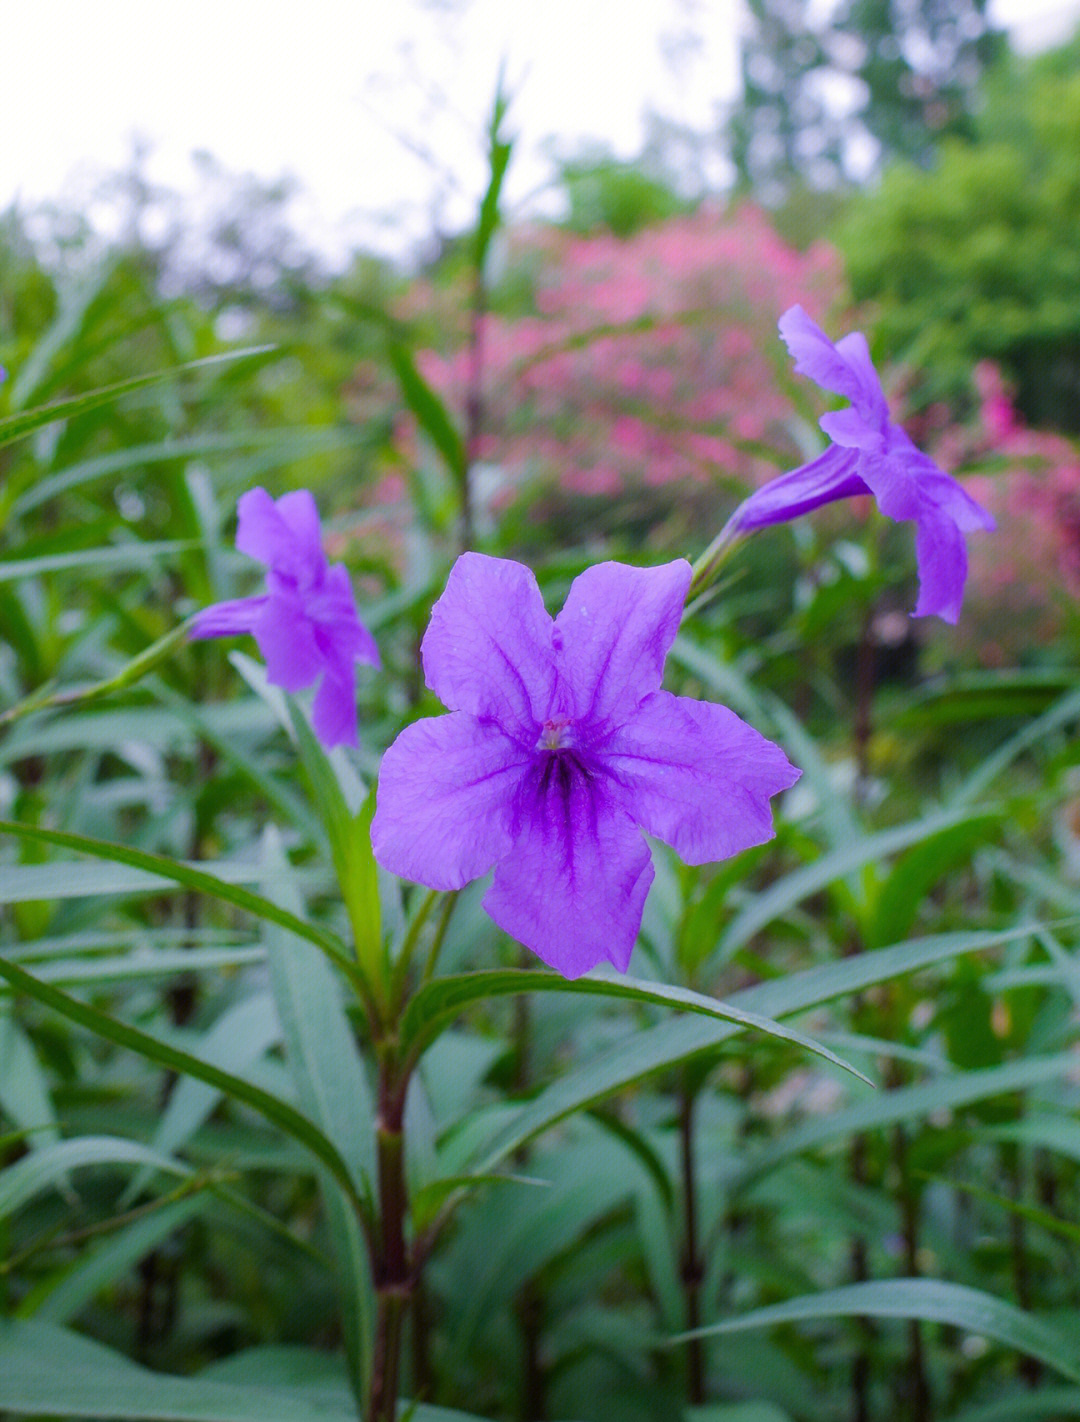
555, 145, 695, 237
728, 0, 1002, 199
4, 145, 1080, 1422
837, 27, 1080, 424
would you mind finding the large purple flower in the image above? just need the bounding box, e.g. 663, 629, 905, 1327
728, 305, 995, 623
189, 487, 379, 748
370, 553, 799, 978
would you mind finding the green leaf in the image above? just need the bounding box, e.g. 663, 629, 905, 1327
11, 427, 372, 519
122, 993, 282, 1207
676, 1278, 1080, 1383
13, 944, 265, 990
0, 1318, 356, 1420
745, 1053, 1079, 1182
20, 1194, 209, 1324
411, 1172, 549, 1233
0, 956, 363, 1212
289, 704, 383, 991
949, 1386, 1080, 1422
0, 1320, 495, 1420
952, 683, 1080, 807
0, 1137, 191, 1222
717, 804, 997, 959
0, 347, 275, 450
259, 828, 376, 1401
398, 969, 872, 1084
0, 820, 351, 971
868, 813, 999, 948
464, 925, 1049, 1175
0, 540, 205, 584
386, 341, 466, 481
986, 1112, 1080, 1165
474, 69, 513, 273
0, 1007, 60, 1153
260, 828, 376, 1203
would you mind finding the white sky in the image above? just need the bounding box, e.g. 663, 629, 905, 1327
2, 0, 1079, 264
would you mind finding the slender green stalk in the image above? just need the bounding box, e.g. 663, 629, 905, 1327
679, 1080, 707, 1406
420, 891, 460, 986
686, 520, 746, 609
368, 1057, 412, 1422
388, 889, 439, 1017
0, 620, 195, 729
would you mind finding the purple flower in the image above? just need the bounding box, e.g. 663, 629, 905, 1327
728, 305, 995, 623
189, 487, 379, 748
370, 553, 799, 978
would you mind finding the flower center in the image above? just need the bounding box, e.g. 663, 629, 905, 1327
536, 716, 575, 752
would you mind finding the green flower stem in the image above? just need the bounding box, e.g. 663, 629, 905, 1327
368, 1054, 412, 1422
388, 889, 439, 1017
419, 891, 460, 986
686, 522, 747, 613
679, 1079, 707, 1407
0, 619, 195, 729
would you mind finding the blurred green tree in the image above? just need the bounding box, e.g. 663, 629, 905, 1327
728, 0, 1003, 199
837, 26, 1080, 429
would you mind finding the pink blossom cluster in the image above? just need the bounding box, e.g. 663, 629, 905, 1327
400, 205, 844, 511
921, 362, 1080, 658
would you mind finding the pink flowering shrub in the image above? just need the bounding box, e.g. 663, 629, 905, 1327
920, 362, 1080, 660
399, 204, 846, 534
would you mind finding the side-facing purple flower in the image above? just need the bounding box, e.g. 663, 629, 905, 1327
370, 553, 799, 978
727, 305, 994, 623
189, 486, 379, 748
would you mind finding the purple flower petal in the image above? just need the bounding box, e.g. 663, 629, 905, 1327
483, 772, 654, 977
605, 691, 801, 863
916, 463, 997, 535
311, 663, 359, 748
371, 713, 529, 891
421, 552, 557, 743
252, 594, 325, 691
237, 487, 324, 588
728, 445, 867, 534
309, 563, 381, 668
188, 595, 267, 639
553, 560, 691, 726
779, 307, 887, 427
912, 510, 968, 623
819, 406, 886, 453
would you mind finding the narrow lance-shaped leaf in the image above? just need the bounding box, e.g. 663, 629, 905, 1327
0, 820, 352, 972
259, 827, 377, 1401
288, 703, 383, 996
386, 340, 467, 482
0, 1319, 488, 1420
718, 804, 997, 959
0, 1137, 191, 1223
742, 1052, 1079, 1185
465, 925, 1048, 1176
19, 1194, 209, 1325
0, 347, 275, 450
675, 1278, 1080, 1384
0, 956, 364, 1214
398, 968, 872, 1084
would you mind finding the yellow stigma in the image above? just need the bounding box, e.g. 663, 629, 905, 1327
537, 716, 572, 752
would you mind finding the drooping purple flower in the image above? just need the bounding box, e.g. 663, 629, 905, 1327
727, 305, 995, 623
370, 553, 799, 978
189, 486, 379, 748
